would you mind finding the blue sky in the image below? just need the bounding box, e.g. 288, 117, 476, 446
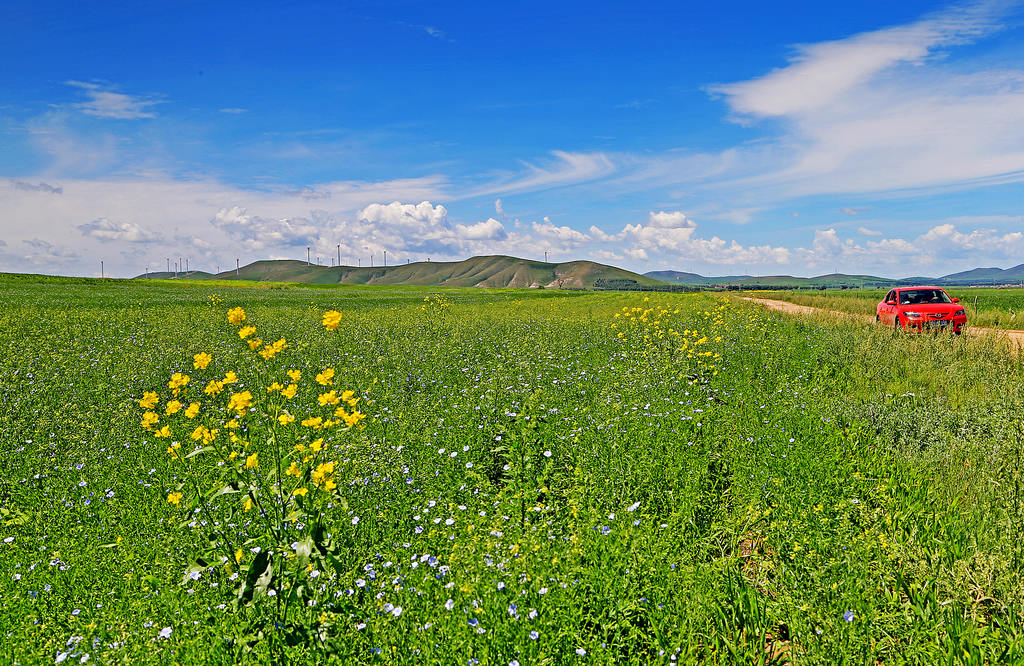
2, 0, 1023, 277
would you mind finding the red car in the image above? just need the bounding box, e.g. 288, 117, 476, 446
876, 286, 967, 333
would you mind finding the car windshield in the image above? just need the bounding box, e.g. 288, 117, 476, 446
898, 289, 952, 305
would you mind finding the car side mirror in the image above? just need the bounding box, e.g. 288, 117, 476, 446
952, 297, 959, 303
885, 299, 895, 305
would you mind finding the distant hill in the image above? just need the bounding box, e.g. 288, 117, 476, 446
645, 270, 896, 288
138, 256, 667, 290
136, 270, 214, 280
938, 264, 1024, 284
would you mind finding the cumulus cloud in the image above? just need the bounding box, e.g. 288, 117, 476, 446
66, 81, 163, 119
78, 218, 161, 243
455, 218, 507, 241
211, 207, 324, 250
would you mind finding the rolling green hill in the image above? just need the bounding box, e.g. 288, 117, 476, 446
138, 256, 667, 289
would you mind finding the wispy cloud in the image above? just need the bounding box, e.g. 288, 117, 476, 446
66, 81, 163, 119
11, 180, 62, 194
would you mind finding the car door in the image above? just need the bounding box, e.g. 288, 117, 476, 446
881, 290, 897, 324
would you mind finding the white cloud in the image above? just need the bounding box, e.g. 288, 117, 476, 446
11, 180, 62, 194
78, 218, 161, 243
857, 226, 883, 236
455, 218, 507, 241
703, 3, 1024, 198
66, 81, 163, 119
465, 151, 615, 197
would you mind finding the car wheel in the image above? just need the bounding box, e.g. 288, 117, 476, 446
875, 314, 880, 324
894, 316, 901, 332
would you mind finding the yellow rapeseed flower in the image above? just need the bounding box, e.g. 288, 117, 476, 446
243, 497, 254, 512
278, 413, 295, 425
245, 453, 259, 469
139, 391, 159, 409
165, 400, 182, 415
322, 310, 342, 330
154, 425, 172, 438
315, 368, 335, 386
266, 382, 283, 393
204, 379, 224, 395
323, 478, 337, 492
293, 488, 308, 497
318, 390, 340, 406
287, 369, 301, 382
309, 438, 323, 452
167, 492, 183, 506
235, 548, 244, 564
168, 372, 190, 390
248, 338, 263, 350
193, 352, 212, 370
282, 384, 298, 399
238, 326, 256, 340
227, 390, 253, 414
184, 402, 200, 419
222, 370, 239, 384
227, 307, 246, 325
301, 416, 323, 429
141, 411, 159, 430
286, 461, 302, 477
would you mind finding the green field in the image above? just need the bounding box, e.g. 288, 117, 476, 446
2, 275, 1024, 663
757, 287, 1024, 330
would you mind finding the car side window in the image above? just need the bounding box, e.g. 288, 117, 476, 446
885, 290, 895, 304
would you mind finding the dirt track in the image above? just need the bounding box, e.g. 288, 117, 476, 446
743, 297, 1024, 350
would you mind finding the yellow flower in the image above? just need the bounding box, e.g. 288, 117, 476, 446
245, 453, 259, 469
238, 326, 256, 340
235, 548, 244, 564
322, 310, 342, 330
222, 370, 239, 384
286, 461, 302, 477
227, 391, 253, 414
184, 402, 200, 419
258, 345, 276, 360
166, 441, 181, 458
287, 369, 301, 382
227, 307, 246, 325
168, 372, 190, 390
282, 384, 298, 399
278, 413, 295, 425
309, 438, 323, 452
167, 492, 183, 506
266, 382, 283, 393
293, 487, 308, 497
165, 400, 182, 415
155, 425, 172, 439
225, 419, 239, 429
139, 391, 159, 409
204, 379, 224, 395
323, 478, 337, 492
318, 390, 340, 406
229, 450, 240, 459
193, 352, 212, 370
141, 411, 159, 430
301, 416, 323, 429
243, 497, 254, 512
315, 368, 335, 386
248, 338, 263, 350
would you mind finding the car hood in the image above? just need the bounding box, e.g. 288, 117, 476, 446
902, 303, 961, 314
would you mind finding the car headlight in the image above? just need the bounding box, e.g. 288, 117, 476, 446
904, 311, 922, 318
954, 309, 965, 317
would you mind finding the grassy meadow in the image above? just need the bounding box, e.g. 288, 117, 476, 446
2, 274, 1024, 664
757, 287, 1024, 330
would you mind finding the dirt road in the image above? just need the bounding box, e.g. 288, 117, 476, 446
743, 297, 1024, 350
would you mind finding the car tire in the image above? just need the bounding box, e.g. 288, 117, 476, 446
875, 315, 880, 324
894, 316, 901, 333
